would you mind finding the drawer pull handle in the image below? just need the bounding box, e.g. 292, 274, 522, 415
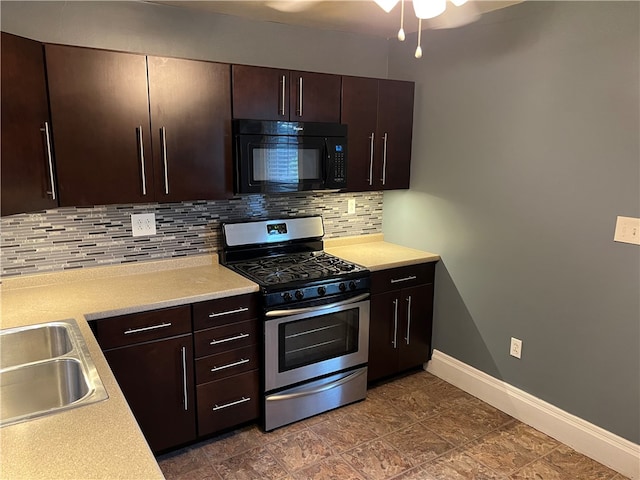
212, 396, 251, 411
209, 333, 249, 345
210, 358, 249, 373
124, 322, 172, 335
208, 307, 249, 318
390, 275, 417, 284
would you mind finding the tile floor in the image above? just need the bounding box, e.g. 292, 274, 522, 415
157, 370, 628, 480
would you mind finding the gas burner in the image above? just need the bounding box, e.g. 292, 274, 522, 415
230, 251, 365, 287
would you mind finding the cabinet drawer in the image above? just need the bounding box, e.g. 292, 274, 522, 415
95, 306, 191, 349
197, 370, 259, 436
194, 320, 258, 358
371, 262, 435, 295
193, 293, 259, 331
195, 345, 258, 384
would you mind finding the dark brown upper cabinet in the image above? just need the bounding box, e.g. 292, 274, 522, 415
1, 32, 58, 216
341, 77, 415, 192
45, 45, 233, 207
45, 45, 153, 207
147, 57, 232, 202
232, 65, 341, 123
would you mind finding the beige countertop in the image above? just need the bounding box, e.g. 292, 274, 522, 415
0, 255, 258, 480
0, 235, 438, 479
325, 234, 440, 270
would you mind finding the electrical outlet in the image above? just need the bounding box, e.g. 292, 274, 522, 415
131, 213, 156, 237
614, 216, 640, 245
510, 337, 522, 359
347, 198, 356, 215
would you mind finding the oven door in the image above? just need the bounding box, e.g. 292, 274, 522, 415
264, 295, 369, 392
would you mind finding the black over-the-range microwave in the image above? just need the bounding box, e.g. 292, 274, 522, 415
233, 119, 348, 194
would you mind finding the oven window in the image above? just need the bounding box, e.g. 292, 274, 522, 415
252, 147, 321, 182
278, 309, 359, 372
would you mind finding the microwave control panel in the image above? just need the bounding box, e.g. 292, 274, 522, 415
330, 143, 346, 184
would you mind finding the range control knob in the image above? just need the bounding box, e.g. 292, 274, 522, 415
317, 286, 327, 296
282, 292, 292, 302
349, 281, 357, 290
339, 283, 347, 292
295, 290, 305, 300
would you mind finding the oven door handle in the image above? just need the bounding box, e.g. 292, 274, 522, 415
266, 368, 367, 401
265, 293, 370, 318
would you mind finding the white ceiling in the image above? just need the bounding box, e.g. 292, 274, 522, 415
148, 1, 524, 38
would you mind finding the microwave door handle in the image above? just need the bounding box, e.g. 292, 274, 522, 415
323, 138, 330, 182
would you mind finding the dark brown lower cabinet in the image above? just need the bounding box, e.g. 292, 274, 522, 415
92, 306, 196, 453
192, 294, 260, 437
103, 334, 196, 452
93, 295, 260, 453
368, 263, 435, 383
197, 370, 259, 435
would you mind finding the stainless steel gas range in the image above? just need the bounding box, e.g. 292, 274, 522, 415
219, 216, 370, 431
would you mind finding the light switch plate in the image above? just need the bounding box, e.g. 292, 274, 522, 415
131, 213, 156, 237
614, 216, 640, 245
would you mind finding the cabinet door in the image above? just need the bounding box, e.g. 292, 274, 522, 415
289, 71, 341, 123
398, 284, 434, 371
148, 57, 232, 202
376, 79, 414, 190
368, 290, 400, 382
45, 45, 153, 206
1, 33, 58, 215
341, 76, 379, 192
104, 334, 196, 453
232, 65, 289, 120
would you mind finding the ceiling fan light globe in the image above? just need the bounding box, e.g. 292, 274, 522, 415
413, 0, 446, 19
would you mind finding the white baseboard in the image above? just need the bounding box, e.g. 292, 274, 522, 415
426, 349, 640, 480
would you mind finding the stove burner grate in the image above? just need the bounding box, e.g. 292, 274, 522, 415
231, 252, 361, 285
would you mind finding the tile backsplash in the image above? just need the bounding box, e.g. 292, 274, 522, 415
0, 192, 383, 278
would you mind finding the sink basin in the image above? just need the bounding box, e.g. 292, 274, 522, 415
0, 320, 108, 427
0, 324, 72, 369
1, 359, 89, 422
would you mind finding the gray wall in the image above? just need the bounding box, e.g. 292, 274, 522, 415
384, 1, 639, 443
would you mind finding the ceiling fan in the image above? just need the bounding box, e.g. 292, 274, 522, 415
263, 0, 521, 58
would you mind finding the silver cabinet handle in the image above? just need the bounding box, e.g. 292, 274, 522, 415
124, 322, 172, 335
405, 295, 412, 344
381, 132, 388, 185
210, 358, 249, 373
280, 74, 286, 116
161, 126, 169, 195
212, 396, 250, 411
138, 126, 147, 195
41, 122, 56, 200
368, 132, 375, 186
181, 346, 188, 411
208, 306, 249, 318
209, 332, 249, 345
391, 275, 417, 284
298, 76, 303, 116
392, 298, 399, 349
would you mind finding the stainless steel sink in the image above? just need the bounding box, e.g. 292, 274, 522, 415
0, 320, 108, 427
1, 324, 73, 369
